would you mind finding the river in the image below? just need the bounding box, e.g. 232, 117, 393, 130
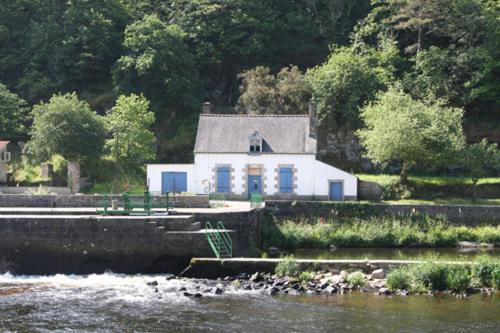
0, 272, 498, 333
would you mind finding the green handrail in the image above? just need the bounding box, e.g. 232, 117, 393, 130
205, 221, 232, 258
217, 221, 232, 253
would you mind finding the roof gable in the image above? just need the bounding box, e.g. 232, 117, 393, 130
194, 114, 316, 154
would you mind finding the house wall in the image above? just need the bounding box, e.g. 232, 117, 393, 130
146, 164, 196, 193
313, 160, 357, 200
194, 153, 357, 199
147, 154, 357, 200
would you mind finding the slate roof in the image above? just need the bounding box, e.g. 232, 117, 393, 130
194, 114, 316, 154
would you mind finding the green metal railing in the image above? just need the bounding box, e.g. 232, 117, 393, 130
250, 193, 263, 208
208, 193, 226, 208
96, 191, 173, 215
205, 221, 232, 258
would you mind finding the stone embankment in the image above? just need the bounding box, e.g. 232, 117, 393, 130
145, 268, 497, 299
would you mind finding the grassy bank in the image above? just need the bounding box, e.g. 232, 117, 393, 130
357, 174, 500, 202
386, 259, 500, 292
262, 215, 500, 250
274, 256, 500, 293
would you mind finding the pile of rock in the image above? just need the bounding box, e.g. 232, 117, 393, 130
145, 269, 402, 298
218, 268, 395, 297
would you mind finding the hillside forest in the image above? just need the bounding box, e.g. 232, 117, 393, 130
1, 0, 499, 191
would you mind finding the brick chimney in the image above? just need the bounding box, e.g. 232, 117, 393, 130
308, 100, 317, 138
202, 101, 213, 114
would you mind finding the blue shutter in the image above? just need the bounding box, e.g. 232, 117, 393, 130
279, 168, 293, 193
217, 167, 230, 192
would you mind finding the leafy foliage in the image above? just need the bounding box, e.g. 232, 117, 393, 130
306, 42, 399, 127
275, 255, 300, 277
236, 66, 311, 114
357, 87, 465, 183
0, 83, 30, 138
106, 94, 156, 167
264, 214, 500, 250
346, 271, 366, 289
26, 93, 106, 163
112, 14, 202, 117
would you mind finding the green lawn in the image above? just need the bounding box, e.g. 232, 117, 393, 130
356, 173, 500, 186
384, 198, 500, 206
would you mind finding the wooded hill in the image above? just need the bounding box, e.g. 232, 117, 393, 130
1, 0, 499, 170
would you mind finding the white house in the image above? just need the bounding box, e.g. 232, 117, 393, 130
147, 102, 357, 200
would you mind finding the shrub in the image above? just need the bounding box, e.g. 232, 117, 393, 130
346, 271, 366, 289
492, 266, 500, 290
472, 258, 497, 287
411, 262, 448, 291
446, 266, 471, 293
268, 215, 500, 249
275, 255, 300, 277
298, 271, 315, 283
387, 267, 412, 291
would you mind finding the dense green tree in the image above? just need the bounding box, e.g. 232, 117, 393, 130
462, 139, 500, 201
236, 66, 311, 114
112, 15, 202, 117
306, 41, 399, 127
389, 0, 447, 53
403, 46, 483, 106
26, 93, 106, 192
0, 0, 127, 104
168, 0, 369, 103
106, 94, 156, 168
357, 86, 465, 184
0, 83, 30, 139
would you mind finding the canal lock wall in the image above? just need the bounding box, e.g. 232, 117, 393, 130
0, 210, 261, 275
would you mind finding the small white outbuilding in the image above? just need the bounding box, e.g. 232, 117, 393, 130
147, 103, 357, 200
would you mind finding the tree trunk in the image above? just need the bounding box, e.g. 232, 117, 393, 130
417, 28, 422, 53
472, 180, 478, 202
400, 161, 409, 185
67, 160, 81, 194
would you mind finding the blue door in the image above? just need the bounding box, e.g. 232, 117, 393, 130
329, 181, 343, 201
248, 175, 262, 197
162, 172, 187, 193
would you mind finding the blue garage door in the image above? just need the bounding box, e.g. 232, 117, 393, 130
329, 181, 343, 201
162, 172, 187, 193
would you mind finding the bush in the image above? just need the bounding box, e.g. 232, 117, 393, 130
492, 266, 500, 290
387, 268, 412, 291
411, 262, 449, 291
268, 214, 500, 250
472, 258, 498, 287
298, 271, 315, 283
446, 266, 471, 293
346, 271, 366, 289
275, 255, 300, 277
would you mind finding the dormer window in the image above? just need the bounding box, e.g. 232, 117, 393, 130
249, 131, 262, 153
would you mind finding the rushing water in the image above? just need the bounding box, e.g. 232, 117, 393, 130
293, 247, 500, 261
0, 272, 498, 333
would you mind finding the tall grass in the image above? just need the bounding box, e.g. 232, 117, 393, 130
269, 215, 500, 249
387, 260, 500, 292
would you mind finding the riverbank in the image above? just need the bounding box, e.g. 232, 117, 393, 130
184, 256, 500, 297
261, 213, 500, 250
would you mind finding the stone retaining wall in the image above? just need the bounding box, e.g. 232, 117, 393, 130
0, 194, 209, 208
265, 200, 500, 225
0, 186, 71, 194
0, 210, 260, 275
185, 258, 468, 279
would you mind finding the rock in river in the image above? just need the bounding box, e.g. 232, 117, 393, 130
371, 269, 385, 279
